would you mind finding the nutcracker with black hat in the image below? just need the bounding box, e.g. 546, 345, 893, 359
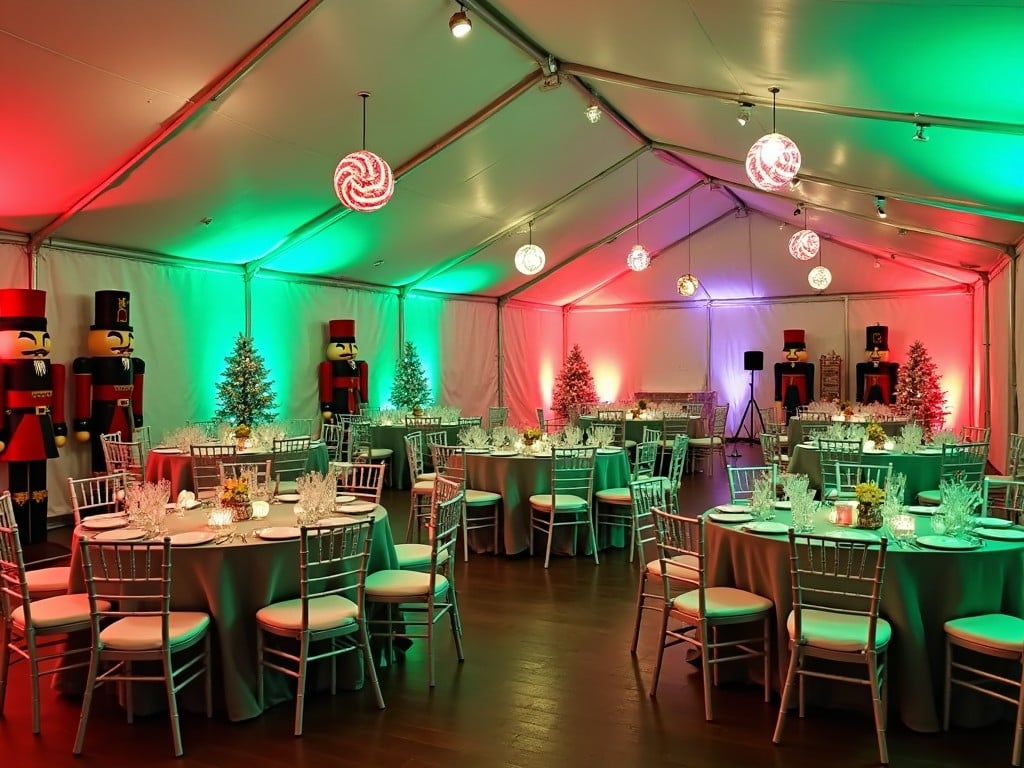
774, 329, 815, 420
319, 319, 368, 422
0, 288, 67, 545
856, 324, 900, 405
72, 290, 146, 473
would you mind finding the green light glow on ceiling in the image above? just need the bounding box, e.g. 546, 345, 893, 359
415, 262, 506, 295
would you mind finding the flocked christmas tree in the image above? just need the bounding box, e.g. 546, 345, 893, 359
214, 333, 278, 427
892, 339, 947, 436
552, 343, 600, 419
390, 341, 432, 410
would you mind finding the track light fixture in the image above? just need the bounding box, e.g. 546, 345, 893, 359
789, 177, 802, 191
585, 103, 602, 124
736, 102, 753, 126
449, 4, 472, 38
913, 123, 930, 142
793, 203, 803, 217
875, 196, 887, 219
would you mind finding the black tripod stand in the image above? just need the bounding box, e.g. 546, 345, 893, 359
729, 351, 765, 456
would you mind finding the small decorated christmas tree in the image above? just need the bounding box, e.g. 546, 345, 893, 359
892, 340, 947, 436
390, 341, 432, 410
214, 333, 278, 427
552, 343, 600, 419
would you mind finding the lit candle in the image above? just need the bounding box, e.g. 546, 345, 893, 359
251, 500, 270, 519
835, 502, 855, 526
892, 514, 915, 540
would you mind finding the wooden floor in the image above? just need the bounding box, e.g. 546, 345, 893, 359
2, 443, 1013, 767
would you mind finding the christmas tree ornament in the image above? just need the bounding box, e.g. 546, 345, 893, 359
390, 341, 432, 410
319, 319, 368, 421
552, 344, 599, 420
214, 333, 278, 427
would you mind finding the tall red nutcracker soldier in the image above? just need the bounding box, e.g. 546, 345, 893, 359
319, 319, 368, 422
0, 289, 67, 545
72, 290, 146, 473
856, 324, 900, 405
774, 329, 815, 421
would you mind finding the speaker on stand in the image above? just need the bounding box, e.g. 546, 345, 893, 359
729, 351, 766, 457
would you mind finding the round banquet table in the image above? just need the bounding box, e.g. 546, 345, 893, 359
703, 504, 1024, 732
786, 444, 942, 504
578, 415, 706, 443
786, 417, 908, 449
463, 448, 631, 556
369, 423, 462, 490
60, 502, 397, 722
145, 441, 330, 497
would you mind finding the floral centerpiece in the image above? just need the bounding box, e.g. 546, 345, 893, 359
220, 476, 252, 521
234, 423, 252, 451
839, 400, 855, 419
854, 480, 885, 529
522, 426, 543, 447
865, 423, 887, 450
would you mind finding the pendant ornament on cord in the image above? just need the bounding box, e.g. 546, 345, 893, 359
334, 92, 394, 212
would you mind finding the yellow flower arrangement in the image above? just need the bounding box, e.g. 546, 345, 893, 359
866, 422, 886, 448
855, 481, 885, 505
523, 426, 543, 442
220, 476, 250, 506
234, 423, 251, 438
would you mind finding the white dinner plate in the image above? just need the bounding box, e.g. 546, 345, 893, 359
823, 528, 879, 543
915, 534, 982, 551
490, 450, 519, 457
975, 527, 1024, 542
338, 501, 377, 514
88, 511, 127, 522
596, 447, 623, 454
335, 494, 357, 504
741, 521, 789, 535
974, 517, 1014, 529
81, 516, 129, 530
168, 531, 217, 546
904, 505, 936, 516
93, 527, 147, 542
707, 511, 755, 524
316, 516, 362, 526
716, 503, 751, 514
256, 526, 301, 540
150, 447, 181, 454
774, 500, 793, 509
462, 447, 490, 454
277, 493, 300, 503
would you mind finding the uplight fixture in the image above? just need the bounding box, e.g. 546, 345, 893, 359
913, 123, 930, 142
875, 196, 887, 219
626, 159, 650, 272
333, 92, 394, 212
514, 220, 545, 275
585, 103, 602, 124
449, 4, 472, 37
746, 87, 801, 191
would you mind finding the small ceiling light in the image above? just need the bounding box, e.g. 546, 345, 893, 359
736, 102, 753, 127
514, 221, 545, 275
449, 4, 472, 37
913, 123, 930, 142
789, 207, 819, 261
626, 159, 650, 272
334, 92, 394, 212
898, 228, 908, 236
789, 177, 802, 191
875, 195, 887, 219
746, 87, 801, 191
808, 265, 832, 291
585, 103, 602, 124
677, 192, 699, 296
793, 203, 803, 217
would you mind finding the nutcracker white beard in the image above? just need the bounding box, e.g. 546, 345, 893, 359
122, 357, 130, 371
33, 359, 46, 376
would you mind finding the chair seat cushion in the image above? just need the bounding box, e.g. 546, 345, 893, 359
26, 566, 71, 597
595, 487, 631, 504
365, 569, 449, 599
646, 554, 700, 582
12, 593, 105, 631
466, 488, 502, 506
416, 472, 437, 482
787, 608, 892, 652
100, 611, 210, 651
412, 479, 435, 493
945, 613, 1024, 652
395, 542, 450, 569
256, 595, 358, 632
673, 586, 773, 619
917, 489, 941, 505
529, 493, 588, 511
360, 448, 393, 459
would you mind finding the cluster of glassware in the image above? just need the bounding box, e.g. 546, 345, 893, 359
750, 472, 777, 521
930, 478, 982, 538
931, 429, 959, 447
555, 425, 584, 447
894, 423, 924, 454
165, 424, 208, 453
294, 470, 338, 526
782, 474, 817, 532
125, 479, 170, 537
586, 425, 616, 448
373, 406, 462, 426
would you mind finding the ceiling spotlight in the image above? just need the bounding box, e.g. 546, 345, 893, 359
875, 196, 887, 219
788, 177, 802, 191
793, 204, 804, 217
898, 228, 908, 236
449, 4, 472, 38
585, 103, 602, 124
736, 102, 753, 127
913, 123, 930, 142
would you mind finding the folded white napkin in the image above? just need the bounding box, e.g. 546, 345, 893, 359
177, 490, 196, 508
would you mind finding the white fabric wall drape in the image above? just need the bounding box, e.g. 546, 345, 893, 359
501, 302, 564, 427
0, 243, 29, 287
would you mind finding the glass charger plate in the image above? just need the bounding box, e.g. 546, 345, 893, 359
741, 521, 789, 535
975, 517, 1014, 529
338, 501, 377, 514
823, 528, 879, 543
335, 494, 357, 504
716, 503, 752, 513
81, 516, 129, 530
93, 527, 147, 542
168, 531, 217, 546
974, 527, 1024, 541
707, 511, 755, 524
916, 534, 982, 551
316, 516, 363, 526
256, 526, 301, 540
277, 493, 300, 503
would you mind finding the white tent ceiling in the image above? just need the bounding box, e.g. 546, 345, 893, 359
2, 0, 1021, 302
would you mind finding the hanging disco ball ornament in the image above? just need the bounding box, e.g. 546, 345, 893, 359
746, 88, 801, 192
677, 274, 699, 296
514, 243, 546, 275
789, 229, 820, 261
626, 243, 651, 272
333, 92, 394, 212
334, 150, 394, 212
808, 265, 832, 290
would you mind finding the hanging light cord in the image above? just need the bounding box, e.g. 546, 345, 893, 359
686, 194, 692, 271
770, 86, 779, 133
635, 161, 641, 244
360, 92, 368, 150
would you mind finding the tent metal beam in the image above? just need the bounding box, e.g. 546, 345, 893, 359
503, 180, 707, 300
563, 62, 1024, 136
27, 0, 326, 251
405, 144, 650, 289
245, 69, 543, 273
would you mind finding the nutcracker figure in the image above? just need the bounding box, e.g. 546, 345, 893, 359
856, 324, 899, 405
319, 319, 368, 422
774, 329, 815, 420
73, 291, 146, 472
0, 289, 67, 545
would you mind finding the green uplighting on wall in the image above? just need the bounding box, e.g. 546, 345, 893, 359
403, 295, 443, 406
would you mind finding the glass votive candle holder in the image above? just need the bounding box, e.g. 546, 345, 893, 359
834, 501, 856, 526
208, 508, 233, 529
892, 513, 916, 541
251, 500, 270, 519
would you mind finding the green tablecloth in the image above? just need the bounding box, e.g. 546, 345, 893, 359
465, 450, 631, 556
787, 444, 942, 503
62, 503, 397, 721
578, 415, 704, 443
370, 424, 462, 489
704, 505, 1024, 732
786, 418, 908, 448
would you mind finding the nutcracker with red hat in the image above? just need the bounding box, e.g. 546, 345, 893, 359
774, 329, 815, 420
0, 289, 67, 545
72, 290, 146, 473
856, 324, 899, 405
318, 319, 368, 422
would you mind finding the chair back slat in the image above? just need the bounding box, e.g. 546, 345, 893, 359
632, 440, 659, 480
487, 406, 508, 430
651, 507, 705, 615
190, 444, 237, 495
939, 441, 989, 492
630, 477, 667, 566
219, 460, 272, 485
67, 472, 129, 525
104, 440, 146, 485
818, 439, 863, 465
333, 462, 385, 503
727, 465, 776, 503
404, 430, 426, 477
271, 437, 312, 483
550, 447, 597, 500
0, 494, 32, 623
300, 519, 373, 610
406, 415, 442, 427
